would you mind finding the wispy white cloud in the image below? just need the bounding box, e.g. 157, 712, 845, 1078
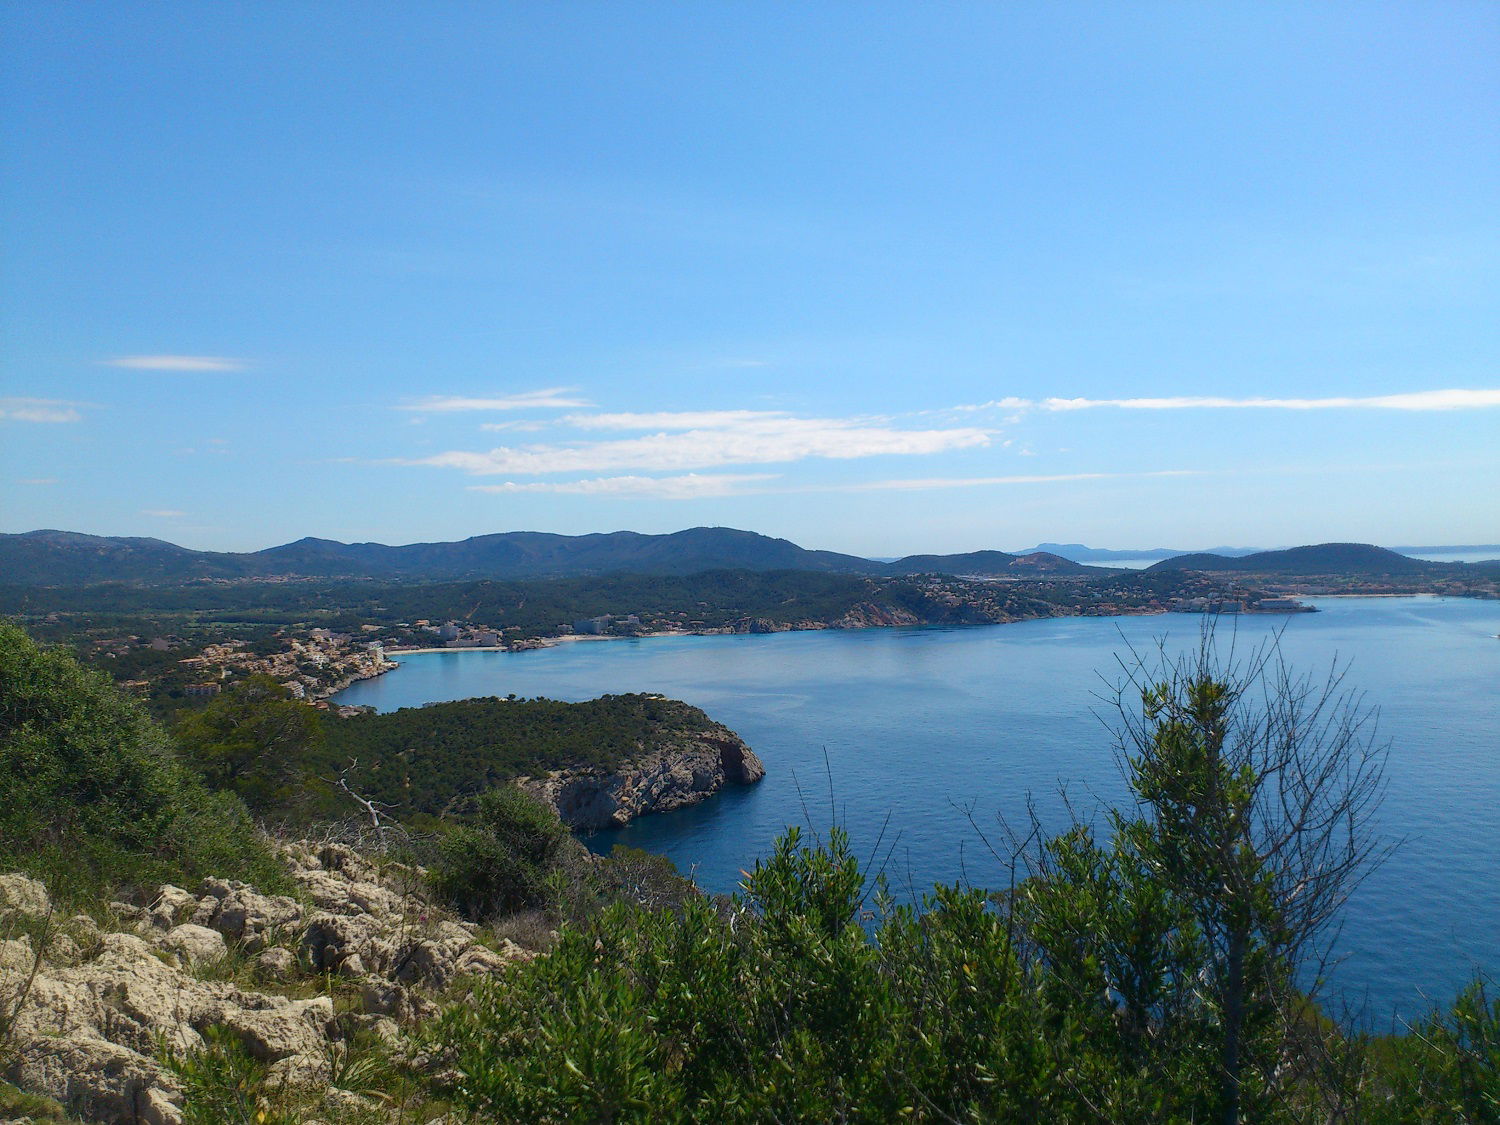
962, 389, 1500, 413
397, 388, 593, 413
563, 410, 790, 431
469, 473, 779, 499
18, 477, 58, 486
141, 509, 186, 518
467, 468, 1202, 501
103, 355, 247, 372
0, 398, 84, 423
403, 415, 990, 476
479, 419, 551, 433
806, 470, 1201, 493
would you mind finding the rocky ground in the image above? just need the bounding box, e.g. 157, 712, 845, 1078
0, 844, 535, 1124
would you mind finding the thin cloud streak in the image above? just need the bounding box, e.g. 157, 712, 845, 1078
103, 355, 247, 372
468, 469, 1201, 501
0, 398, 84, 423
964, 389, 1500, 412
398, 388, 594, 412
140, 509, 186, 518
404, 418, 990, 475
469, 473, 779, 499
802, 470, 1204, 493
479, 420, 550, 433
563, 409, 793, 431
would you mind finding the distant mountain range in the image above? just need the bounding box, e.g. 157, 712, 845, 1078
0, 528, 1107, 586
1, 528, 1490, 588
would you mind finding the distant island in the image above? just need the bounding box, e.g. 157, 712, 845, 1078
1019, 541, 1500, 564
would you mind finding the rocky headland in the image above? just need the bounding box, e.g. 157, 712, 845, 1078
517, 723, 766, 831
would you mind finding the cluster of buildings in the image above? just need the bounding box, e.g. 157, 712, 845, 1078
406, 621, 504, 648
1169, 595, 1312, 614
570, 614, 643, 635
176, 630, 395, 700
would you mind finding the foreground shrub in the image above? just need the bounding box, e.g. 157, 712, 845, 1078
0, 621, 285, 898
428, 786, 570, 920
429, 827, 1058, 1123
1364, 977, 1500, 1123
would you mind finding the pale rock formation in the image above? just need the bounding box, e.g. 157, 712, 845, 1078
0, 841, 528, 1124
0, 873, 50, 920
519, 728, 766, 830
159, 923, 227, 968
9, 1037, 181, 1125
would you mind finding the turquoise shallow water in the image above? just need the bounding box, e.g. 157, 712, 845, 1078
335, 596, 1500, 1022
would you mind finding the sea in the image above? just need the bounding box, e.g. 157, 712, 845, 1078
334, 595, 1500, 1024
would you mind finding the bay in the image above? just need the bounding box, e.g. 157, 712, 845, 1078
335, 595, 1500, 1022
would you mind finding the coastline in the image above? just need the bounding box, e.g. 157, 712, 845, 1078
385, 630, 695, 659
321, 591, 1491, 702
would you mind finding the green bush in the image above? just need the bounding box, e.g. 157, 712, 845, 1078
162, 1025, 296, 1125
0, 621, 285, 899
1365, 977, 1500, 1123
428, 787, 570, 921
428, 826, 1055, 1123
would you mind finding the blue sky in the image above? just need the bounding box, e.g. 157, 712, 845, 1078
2, 2, 1496, 556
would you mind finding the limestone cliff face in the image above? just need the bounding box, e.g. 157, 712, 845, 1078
518, 727, 766, 831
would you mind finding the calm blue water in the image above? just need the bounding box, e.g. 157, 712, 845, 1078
336, 597, 1500, 1022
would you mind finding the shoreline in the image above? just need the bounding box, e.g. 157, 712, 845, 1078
1303, 592, 1443, 599
378, 602, 1340, 668
341, 592, 1472, 699
385, 631, 694, 659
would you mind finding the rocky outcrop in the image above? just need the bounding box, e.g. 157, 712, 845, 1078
0, 844, 530, 1124
519, 726, 766, 831
830, 602, 923, 629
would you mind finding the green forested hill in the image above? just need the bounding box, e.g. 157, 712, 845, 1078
314, 694, 722, 820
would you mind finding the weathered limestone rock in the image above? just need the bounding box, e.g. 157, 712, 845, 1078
0, 873, 50, 920
214, 995, 334, 1065
300, 911, 395, 976
66, 913, 101, 948
284, 842, 414, 919
519, 727, 765, 830
831, 601, 923, 629
2, 841, 527, 1122
160, 923, 227, 967
147, 885, 199, 931
44, 931, 82, 967
192, 878, 303, 951
357, 976, 437, 1025
9, 1037, 182, 1125
255, 945, 298, 980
